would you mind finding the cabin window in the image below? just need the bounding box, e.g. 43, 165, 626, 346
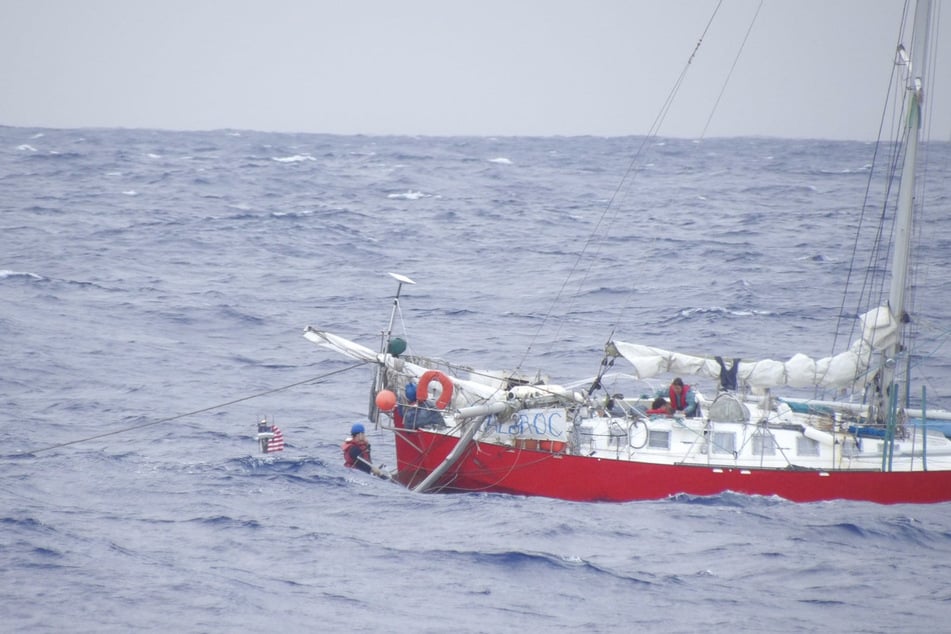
752, 433, 776, 456
712, 432, 736, 455
796, 436, 820, 456
648, 430, 670, 449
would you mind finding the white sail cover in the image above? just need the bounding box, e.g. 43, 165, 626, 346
612, 306, 898, 389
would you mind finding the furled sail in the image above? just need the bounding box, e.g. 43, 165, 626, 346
611, 306, 898, 390
303, 327, 507, 404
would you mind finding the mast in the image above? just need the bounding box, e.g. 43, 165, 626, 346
880, 0, 932, 417
369, 272, 416, 424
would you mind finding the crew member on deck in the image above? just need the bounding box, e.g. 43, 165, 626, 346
342, 423, 383, 477
646, 397, 673, 416
657, 377, 701, 418
400, 383, 446, 430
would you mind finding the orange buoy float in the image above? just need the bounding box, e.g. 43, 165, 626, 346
417, 370, 454, 409
375, 389, 397, 412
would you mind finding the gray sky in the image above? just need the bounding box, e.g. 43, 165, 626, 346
2, 0, 949, 140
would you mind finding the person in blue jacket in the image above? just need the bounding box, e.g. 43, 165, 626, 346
400, 383, 446, 430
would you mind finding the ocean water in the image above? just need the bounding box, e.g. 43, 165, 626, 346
3, 126, 951, 633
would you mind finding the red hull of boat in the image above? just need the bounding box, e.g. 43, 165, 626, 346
393, 428, 951, 504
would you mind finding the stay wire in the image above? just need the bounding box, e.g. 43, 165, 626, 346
515, 0, 725, 372
698, 0, 763, 140
597, 1, 726, 346
18, 362, 368, 457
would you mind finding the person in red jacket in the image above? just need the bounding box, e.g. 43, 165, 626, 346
656, 377, 701, 417
646, 397, 673, 416
342, 423, 383, 477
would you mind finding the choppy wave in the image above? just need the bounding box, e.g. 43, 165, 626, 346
2, 127, 951, 633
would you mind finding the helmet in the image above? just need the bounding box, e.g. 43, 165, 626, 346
350, 422, 365, 435
405, 384, 417, 402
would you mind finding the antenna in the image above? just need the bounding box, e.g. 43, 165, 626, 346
369, 272, 417, 424
388, 272, 416, 286
384, 272, 416, 338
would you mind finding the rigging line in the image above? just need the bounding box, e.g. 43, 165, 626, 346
515, 1, 726, 372
602, 0, 727, 336
642, 0, 726, 142
699, 0, 763, 140
844, 22, 909, 347
19, 362, 367, 457
910, 0, 943, 357
830, 3, 910, 372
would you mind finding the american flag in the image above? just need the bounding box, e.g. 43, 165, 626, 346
265, 425, 284, 453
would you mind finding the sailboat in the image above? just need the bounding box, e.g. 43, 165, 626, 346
306, 0, 951, 504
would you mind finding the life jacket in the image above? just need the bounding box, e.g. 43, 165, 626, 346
669, 384, 691, 412
342, 438, 371, 468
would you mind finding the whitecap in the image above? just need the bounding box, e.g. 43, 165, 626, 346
0, 270, 43, 280
679, 306, 771, 318
680, 306, 728, 317
147, 153, 161, 159
272, 209, 316, 217
488, 157, 512, 165
272, 154, 315, 163
122, 190, 138, 196
17, 144, 37, 152
387, 191, 428, 200
795, 253, 837, 263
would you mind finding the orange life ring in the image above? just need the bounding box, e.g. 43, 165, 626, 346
417, 370, 454, 409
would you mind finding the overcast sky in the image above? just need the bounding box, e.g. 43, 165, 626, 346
2, 0, 949, 140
